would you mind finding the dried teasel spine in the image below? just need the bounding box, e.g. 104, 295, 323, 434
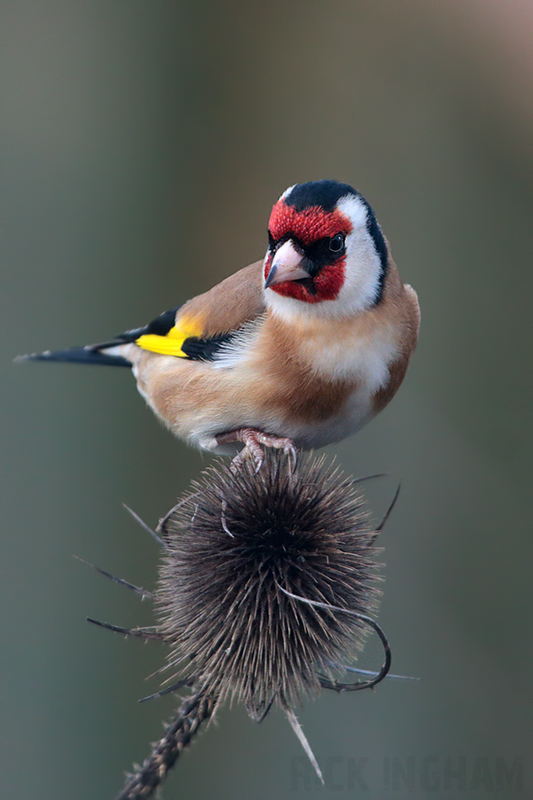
156, 453, 383, 715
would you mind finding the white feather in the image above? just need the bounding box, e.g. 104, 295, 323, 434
211, 318, 264, 370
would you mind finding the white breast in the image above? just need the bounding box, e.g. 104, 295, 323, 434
299, 321, 398, 389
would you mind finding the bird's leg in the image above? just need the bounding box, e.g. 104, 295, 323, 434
252, 430, 299, 473
215, 428, 298, 473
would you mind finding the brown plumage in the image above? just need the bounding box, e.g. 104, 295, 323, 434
177, 261, 265, 336
21, 180, 420, 465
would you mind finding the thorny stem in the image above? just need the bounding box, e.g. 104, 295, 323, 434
115, 686, 215, 800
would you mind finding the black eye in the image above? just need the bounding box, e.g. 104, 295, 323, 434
268, 231, 277, 250
329, 233, 345, 253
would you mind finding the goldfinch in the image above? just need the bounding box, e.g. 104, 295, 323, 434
22, 180, 420, 468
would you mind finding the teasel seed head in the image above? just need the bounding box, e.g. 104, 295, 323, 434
156, 453, 382, 717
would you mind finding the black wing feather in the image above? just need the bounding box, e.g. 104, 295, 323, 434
19, 305, 240, 366
180, 333, 235, 361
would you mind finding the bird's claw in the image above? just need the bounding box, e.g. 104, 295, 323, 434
254, 431, 298, 473
216, 428, 298, 474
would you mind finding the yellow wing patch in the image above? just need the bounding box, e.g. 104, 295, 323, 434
136, 317, 204, 357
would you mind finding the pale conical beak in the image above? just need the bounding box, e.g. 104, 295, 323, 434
264, 239, 309, 289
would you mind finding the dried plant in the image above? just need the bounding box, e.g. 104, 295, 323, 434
157, 453, 383, 712
88, 453, 395, 799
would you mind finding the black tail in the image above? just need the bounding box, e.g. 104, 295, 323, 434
16, 305, 184, 368
16, 344, 131, 367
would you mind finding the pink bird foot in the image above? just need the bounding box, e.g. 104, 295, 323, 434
216, 428, 298, 473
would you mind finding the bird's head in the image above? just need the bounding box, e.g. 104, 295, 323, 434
264, 180, 389, 319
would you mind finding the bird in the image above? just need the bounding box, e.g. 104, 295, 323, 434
20, 180, 420, 469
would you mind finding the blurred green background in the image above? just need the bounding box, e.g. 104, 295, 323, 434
2, 1, 532, 798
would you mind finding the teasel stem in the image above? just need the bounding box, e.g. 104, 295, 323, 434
116, 685, 215, 800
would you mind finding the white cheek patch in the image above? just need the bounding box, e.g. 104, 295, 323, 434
335, 195, 384, 315
337, 230, 382, 313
